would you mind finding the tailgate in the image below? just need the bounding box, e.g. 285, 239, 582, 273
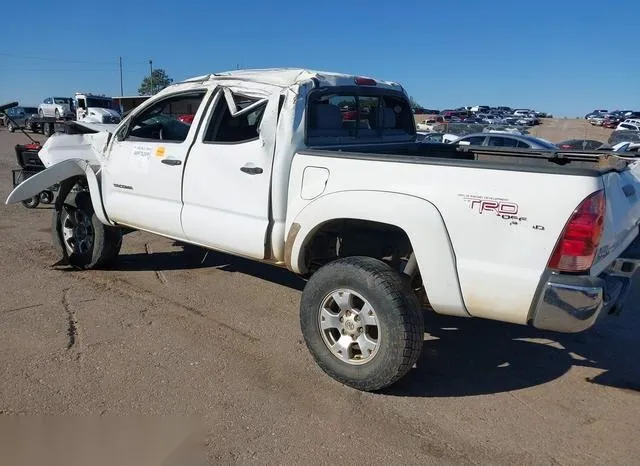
593, 161, 640, 275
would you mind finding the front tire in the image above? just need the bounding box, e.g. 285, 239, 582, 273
52, 189, 122, 269
300, 256, 424, 391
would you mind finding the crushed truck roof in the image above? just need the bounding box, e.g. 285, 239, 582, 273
178, 67, 404, 90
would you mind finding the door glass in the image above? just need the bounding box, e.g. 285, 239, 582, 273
125, 91, 207, 143
203, 92, 267, 143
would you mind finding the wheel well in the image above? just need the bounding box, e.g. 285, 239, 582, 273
302, 219, 414, 274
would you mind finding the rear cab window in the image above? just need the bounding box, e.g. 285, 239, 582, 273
306, 87, 415, 146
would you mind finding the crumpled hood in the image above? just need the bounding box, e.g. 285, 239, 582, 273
38, 130, 112, 168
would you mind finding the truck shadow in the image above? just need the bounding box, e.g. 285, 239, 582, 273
114, 242, 307, 291
382, 304, 640, 398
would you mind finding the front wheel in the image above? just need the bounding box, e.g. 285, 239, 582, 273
52, 190, 122, 269
300, 256, 424, 392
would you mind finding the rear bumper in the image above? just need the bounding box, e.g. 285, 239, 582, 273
530, 240, 640, 333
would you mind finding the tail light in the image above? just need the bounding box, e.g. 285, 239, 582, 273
548, 190, 606, 272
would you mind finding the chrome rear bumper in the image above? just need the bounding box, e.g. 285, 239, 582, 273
530, 242, 640, 333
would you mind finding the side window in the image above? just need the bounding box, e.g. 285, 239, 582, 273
516, 140, 531, 148
125, 91, 206, 143
488, 136, 518, 147
203, 91, 266, 143
458, 136, 486, 146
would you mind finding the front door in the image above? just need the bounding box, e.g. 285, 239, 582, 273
102, 88, 211, 239
181, 87, 280, 259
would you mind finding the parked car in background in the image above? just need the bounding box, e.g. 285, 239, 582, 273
557, 139, 605, 150
615, 120, 640, 132
585, 109, 608, 119
3, 106, 39, 132
38, 97, 74, 119
603, 118, 622, 129
611, 141, 640, 154
417, 132, 458, 143
450, 132, 558, 149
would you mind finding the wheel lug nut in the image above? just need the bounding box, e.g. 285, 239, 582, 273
339, 317, 344, 322
341, 329, 346, 335
358, 327, 363, 333
354, 315, 360, 322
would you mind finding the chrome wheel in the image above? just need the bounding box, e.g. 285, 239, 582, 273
318, 288, 380, 365
61, 206, 94, 255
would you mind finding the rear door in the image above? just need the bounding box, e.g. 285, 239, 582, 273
181, 86, 281, 259
102, 87, 211, 239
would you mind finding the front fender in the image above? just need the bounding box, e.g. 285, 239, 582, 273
287, 190, 470, 318
6, 159, 112, 226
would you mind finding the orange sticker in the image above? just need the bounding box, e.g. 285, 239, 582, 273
155, 146, 165, 157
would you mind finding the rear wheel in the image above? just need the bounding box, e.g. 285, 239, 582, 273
52, 189, 122, 269
300, 256, 424, 391
7, 122, 15, 132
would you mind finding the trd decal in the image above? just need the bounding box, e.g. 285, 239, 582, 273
459, 193, 528, 225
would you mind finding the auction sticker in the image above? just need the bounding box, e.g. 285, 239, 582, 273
132, 145, 152, 157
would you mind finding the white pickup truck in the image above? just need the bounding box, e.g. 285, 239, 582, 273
6, 69, 640, 391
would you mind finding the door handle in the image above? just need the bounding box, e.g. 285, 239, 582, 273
161, 158, 182, 166
240, 166, 263, 175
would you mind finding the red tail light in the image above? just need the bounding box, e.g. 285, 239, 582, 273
548, 190, 606, 272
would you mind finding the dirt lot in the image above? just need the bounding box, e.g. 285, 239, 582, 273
413, 116, 614, 144
0, 126, 638, 465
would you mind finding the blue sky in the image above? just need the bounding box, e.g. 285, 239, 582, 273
1, 0, 638, 117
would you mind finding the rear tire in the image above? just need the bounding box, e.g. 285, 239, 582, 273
52, 189, 122, 269
300, 256, 424, 392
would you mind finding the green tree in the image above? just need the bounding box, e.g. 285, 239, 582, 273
138, 69, 173, 95
408, 96, 422, 110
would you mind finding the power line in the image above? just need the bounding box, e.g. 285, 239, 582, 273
0, 52, 150, 66
0, 67, 148, 72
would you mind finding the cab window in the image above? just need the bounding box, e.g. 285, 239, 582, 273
124, 91, 206, 143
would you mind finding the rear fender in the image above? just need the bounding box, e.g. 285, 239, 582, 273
287, 191, 470, 318
5, 159, 113, 226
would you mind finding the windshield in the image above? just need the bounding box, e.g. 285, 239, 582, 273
86, 97, 114, 109
54, 97, 71, 104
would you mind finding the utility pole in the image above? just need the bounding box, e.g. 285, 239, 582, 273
149, 59, 154, 94
119, 56, 123, 96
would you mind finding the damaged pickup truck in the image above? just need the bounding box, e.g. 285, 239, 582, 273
6, 68, 640, 391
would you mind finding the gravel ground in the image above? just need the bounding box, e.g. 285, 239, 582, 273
0, 125, 638, 465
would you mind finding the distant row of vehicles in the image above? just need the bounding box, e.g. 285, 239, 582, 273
585, 109, 640, 130
0, 93, 123, 135
415, 107, 544, 132
417, 130, 640, 155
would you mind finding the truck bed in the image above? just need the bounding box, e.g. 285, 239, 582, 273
304, 141, 631, 177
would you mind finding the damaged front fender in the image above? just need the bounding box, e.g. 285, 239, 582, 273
5, 159, 113, 226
